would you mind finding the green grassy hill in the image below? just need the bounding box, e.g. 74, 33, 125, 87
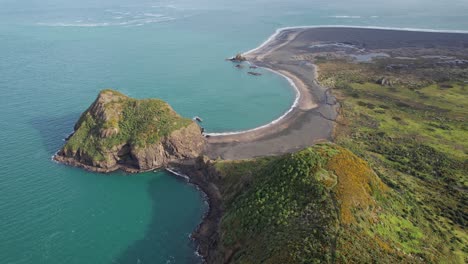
316, 59, 467, 263
56, 89, 199, 171
207, 144, 444, 263
203, 56, 467, 262
63, 89, 192, 161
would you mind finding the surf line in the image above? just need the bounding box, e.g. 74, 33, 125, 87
204, 65, 301, 137
166, 168, 190, 180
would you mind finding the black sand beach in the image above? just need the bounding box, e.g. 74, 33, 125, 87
204, 27, 468, 160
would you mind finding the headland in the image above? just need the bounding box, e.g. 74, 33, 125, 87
54, 26, 468, 263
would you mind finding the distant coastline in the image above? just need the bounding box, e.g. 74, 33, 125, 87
203, 26, 468, 160
244, 25, 468, 56
207, 25, 468, 138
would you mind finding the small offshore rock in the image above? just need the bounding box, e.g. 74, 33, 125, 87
248, 71, 262, 76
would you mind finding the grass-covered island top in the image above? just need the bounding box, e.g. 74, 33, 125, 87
54, 89, 205, 172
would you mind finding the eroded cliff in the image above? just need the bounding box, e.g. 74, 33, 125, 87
54, 89, 205, 172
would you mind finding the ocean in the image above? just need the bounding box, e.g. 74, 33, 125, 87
1, 0, 467, 263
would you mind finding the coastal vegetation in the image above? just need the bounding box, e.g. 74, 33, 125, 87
56, 89, 202, 171
64, 90, 192, 160
199, 45, 467, 263
316, 58, 467, 262
207, 144, 437, 263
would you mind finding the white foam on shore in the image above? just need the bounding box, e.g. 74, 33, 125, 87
165, 167, 210, 263
207, 25, 468, 137
205, 67, 300, 137
37, 22, 112, 27
165, 168, 190, 181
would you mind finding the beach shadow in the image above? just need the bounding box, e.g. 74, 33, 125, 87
30, 113, 80, 155
114, 176, 203, 264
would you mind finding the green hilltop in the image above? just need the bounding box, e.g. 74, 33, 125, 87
205, 142, 464, 263
206, 144, 404, 263
62, 89, 193, 162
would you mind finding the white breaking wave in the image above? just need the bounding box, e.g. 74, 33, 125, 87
106, 10, 130, 15
329, 15, 361, 19
38, 8, 176, 27
37, 22, 111, 27
165, 168, 190, 181
144, 13, 164, 17
152, 4, 177, 9
36, 16, 175, 27
330, 15, 379, 19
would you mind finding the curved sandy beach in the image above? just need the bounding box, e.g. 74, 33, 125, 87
184, 26, 468, 262
204, 28, 339, 160
203, 26, 468, 160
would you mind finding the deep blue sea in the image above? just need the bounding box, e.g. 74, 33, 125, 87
1, 0, 467, 263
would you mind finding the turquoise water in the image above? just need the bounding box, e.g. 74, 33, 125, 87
1, 0, 467, 263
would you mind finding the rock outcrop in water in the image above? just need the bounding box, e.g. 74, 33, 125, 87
54, 89, 205, 172
227, 53, 247, 62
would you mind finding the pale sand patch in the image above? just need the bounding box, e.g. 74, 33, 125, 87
247, 30, 301, 61
276, 69, 317, 110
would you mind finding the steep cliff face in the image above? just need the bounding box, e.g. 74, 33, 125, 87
54, 89, 205, 172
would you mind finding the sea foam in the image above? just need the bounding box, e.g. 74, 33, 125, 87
328, 15, 362, 19
36, 16, 175, 27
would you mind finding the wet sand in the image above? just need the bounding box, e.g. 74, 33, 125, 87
204, 28, 340, 160
203, 27, 468, 160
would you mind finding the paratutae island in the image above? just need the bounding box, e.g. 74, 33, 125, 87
54, 89, 205, 172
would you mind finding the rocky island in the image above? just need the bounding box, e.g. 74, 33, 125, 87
55, 27, 468, 263
54, 89, 205, 172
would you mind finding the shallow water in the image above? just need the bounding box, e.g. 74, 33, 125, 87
1, 0, 467, 263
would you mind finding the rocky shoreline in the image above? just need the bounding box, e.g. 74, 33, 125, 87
53, 89, 205, 173
53, 27, 468, 263
169, 159, 223, 263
